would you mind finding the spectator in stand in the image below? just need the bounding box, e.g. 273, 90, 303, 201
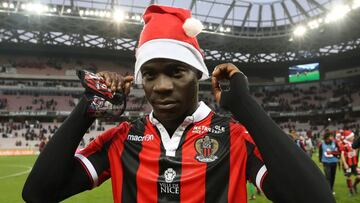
319, 131, 341, 195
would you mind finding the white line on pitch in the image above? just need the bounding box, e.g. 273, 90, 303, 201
0, 165, 32, 180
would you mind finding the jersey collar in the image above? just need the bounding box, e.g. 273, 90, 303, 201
148, 101, 212, 157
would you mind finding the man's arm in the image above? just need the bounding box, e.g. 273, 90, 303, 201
22, 72, 133, 202
318, 143, 323, 163
22, 97, 95, 202
212, 63, 334, 202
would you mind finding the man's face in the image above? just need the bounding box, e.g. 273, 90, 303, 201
141, 58, 199, 122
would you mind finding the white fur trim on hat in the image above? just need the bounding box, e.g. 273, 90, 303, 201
345, 132, 354, 140
134, 39, 209, 84
183, 18, 203, 38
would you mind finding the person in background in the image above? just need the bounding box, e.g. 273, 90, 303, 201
304, 135, 314, 157
340, 130, 360, 195
319, 131, 340, 195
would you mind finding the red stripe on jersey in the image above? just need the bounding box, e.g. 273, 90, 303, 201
242, 130, 263, 162
136, 117, 162, 203
228, 122, 248, 203
108, 123, 131, 203
180, 112, 213, 203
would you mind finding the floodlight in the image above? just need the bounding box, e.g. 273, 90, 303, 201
135, 15, 141, 21
21, 4, 26, 10
219, 27, 224, 32
226, 27, 231, 32
66, 8, 71, 14
325, 4, 350, 23
293, 25, 307, 37
113, 9, 125, 23
79, 10, 84, 16
9, 3, 14, 9
2, 2, 9, 8
353, 0, 360, 9
89, 10, 94, 16
94, 11, 99, 16
308, 20, 319, 29
27, 3, 47, 14
105, 12, 111, 18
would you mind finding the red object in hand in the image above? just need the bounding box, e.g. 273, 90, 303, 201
77, 70, 125, 105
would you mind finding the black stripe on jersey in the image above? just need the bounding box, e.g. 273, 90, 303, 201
205, 114, 230, 203
157, 125, 190, 203
120, 117, 145, 203
88, 141, 112, 178
245, 141, 264, 184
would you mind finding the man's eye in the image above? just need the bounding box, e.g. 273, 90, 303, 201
171, 67, 186, 77
143, 72, 155, 80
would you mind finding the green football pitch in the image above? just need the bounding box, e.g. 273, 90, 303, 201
1, 155, 360, 203
289, 70, 320, 83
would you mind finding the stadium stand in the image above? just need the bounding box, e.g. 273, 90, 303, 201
0, 55, 360, 151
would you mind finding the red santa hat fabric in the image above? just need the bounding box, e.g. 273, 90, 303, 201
342, 130, 354, 140
134, 5, 209, 84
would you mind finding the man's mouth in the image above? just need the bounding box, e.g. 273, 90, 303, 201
153, 100, 178, 110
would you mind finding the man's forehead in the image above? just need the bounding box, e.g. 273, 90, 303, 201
141, 58, 190, 69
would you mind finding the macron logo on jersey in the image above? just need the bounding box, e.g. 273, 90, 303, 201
127, 134, 154, 142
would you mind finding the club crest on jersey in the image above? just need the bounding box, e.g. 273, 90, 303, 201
195, 135, 219, 163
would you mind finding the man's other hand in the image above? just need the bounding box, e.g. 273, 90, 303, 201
211, 63, 241, 104
97, 71, 134, 96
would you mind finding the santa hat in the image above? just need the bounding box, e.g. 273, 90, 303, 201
134, 5, 209, 84
342, 130, 354, 140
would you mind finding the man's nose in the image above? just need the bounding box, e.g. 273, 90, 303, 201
153, 74, 174, 93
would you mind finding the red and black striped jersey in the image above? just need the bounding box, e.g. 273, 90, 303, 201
75, 102, 268, 203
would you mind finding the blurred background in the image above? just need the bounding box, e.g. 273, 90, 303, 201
0, 0, 360, 202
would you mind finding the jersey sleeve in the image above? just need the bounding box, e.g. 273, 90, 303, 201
74, 122, 128, 189
244, 131, 268, 192
232, 121, 268, 191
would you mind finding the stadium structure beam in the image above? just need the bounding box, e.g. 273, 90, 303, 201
271, 4, 277, 28
241, 4, 252, 29
281, 2, 294, 25
291, 0, 310, 18
216, 0, 236, 32
307, 0, 327, 12
149, 0, 155, 6
257, 5, 263, 30
189, 0, 196, 10
111, 0, 115, 9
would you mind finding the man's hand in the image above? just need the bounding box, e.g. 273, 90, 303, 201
97, 71, 134, 96
211, 63, 241, 104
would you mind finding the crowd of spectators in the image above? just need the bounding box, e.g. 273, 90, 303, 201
0, 98, 7, 109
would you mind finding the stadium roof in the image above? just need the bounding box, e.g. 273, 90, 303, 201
0, 0, 359, 64
13, 0, 335, 37
51, 0, 331, 28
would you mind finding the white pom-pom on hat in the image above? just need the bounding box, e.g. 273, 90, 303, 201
183, 18, 204, 38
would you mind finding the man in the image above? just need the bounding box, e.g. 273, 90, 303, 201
22, 5, 334, 203
340, 130, 360, 195
318, 131, 340, 194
